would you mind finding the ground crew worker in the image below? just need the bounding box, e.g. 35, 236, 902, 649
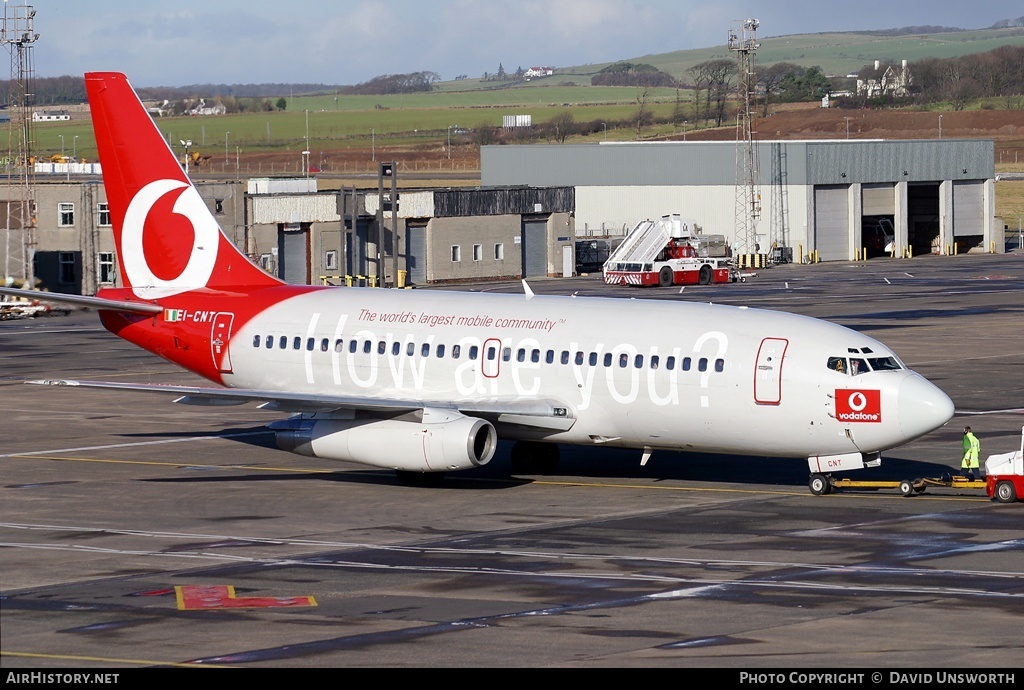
961, 426, 981, 480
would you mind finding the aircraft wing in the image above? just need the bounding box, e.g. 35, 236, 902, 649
0, 287, 163, 315
25, 379, 576, 431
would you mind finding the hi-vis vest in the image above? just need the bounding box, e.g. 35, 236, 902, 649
962, 432, 980, 468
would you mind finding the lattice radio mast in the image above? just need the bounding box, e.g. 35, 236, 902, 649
729, 18, 760, 258
2, 2, 38, 287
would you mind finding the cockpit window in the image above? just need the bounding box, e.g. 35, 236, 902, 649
830, 354, 904, 374
868, 356, 902, 371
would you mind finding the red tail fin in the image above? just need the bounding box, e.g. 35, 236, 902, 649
85, 72, 282, 299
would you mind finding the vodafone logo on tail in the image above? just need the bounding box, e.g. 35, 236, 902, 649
836, 389, 882, 423
122, 179, 221, 299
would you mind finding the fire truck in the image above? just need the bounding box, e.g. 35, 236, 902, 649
602, 215, 738, 287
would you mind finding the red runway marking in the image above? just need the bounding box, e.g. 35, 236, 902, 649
175, 585, 317, 610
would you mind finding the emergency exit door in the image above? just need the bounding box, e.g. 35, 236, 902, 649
211, 312, 235, 374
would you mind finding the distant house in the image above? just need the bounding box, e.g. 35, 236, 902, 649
146, 100, 172, 117
524, 66, 554, 79
857, 60, 912, 98
187, 99, 226, 116
32, 109, 70, 122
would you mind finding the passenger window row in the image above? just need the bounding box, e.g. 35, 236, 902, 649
251, 334, 727, 374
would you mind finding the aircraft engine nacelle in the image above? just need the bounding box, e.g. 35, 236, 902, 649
273, 410, 497, 472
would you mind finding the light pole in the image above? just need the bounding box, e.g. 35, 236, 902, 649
371, 128, 375, 162
180, 139, 192, 174
59, 134, 64, 157
73, 135, 78, 160
683, 120, 687, 141
845, 117, 850, 139
447, 125, 452, 159
225, 131, 230, 166
938, 114, 942, 140
602, 122, 606, 140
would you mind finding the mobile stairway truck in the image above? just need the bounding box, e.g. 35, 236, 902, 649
602, 214, 739, 287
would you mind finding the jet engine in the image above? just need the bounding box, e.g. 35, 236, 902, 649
272, 409, 497, 472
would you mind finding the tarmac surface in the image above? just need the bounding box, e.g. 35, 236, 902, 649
1, 252, 1023, 670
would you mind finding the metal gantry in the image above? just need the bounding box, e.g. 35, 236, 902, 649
2, 3, 38, 287
729, 18, 761, 258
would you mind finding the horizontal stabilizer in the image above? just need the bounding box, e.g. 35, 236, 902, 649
0, 287, 163, 315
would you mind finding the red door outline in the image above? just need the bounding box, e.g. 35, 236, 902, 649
754, 337, 788, 405
482, 338, 501, 378
211, 312, 235, 374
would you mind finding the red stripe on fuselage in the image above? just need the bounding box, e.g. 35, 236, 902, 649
98, 284, 323, 384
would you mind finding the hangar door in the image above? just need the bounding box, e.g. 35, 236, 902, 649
278, 222, 310, 284
521, 218, 548, 278
813, 185, 850, 261
862, 184, 895, 216
953, 181, 985, 236
344, 217, 371, 283
406, 224, 427, 285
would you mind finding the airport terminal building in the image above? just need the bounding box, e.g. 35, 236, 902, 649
3, 138, 1003, 294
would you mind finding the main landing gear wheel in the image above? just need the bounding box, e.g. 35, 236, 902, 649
899, 479, 915, 497
995, 480, 1017, 504
510, 441, 561, 474
658, 266, 673, 287
698, 265, 713, 285
809, 473, 832, 496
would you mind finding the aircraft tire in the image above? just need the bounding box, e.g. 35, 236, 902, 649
808, 473, 831, 496
658, 266, 673, 287
995, 480, 1017, 504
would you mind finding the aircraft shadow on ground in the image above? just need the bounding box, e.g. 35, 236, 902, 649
122, 428, 958, 491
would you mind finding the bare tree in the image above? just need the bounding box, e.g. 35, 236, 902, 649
672, 88, 688, 128
704, 59, 736, 126
687, 63, 710, 124
635, 87, 652, 138
549, 111, 576, 143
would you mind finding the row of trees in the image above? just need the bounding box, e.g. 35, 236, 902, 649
343, 71, 440, 95
906, 45, 1024, 109
592, 62, 678, 87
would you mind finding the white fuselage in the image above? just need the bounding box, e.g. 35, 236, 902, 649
218, 287, 950, 460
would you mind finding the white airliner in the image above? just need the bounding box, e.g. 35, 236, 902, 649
0, 72, 956, 490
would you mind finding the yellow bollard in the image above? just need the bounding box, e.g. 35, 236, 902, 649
397, 269, 407, 288
345, 275, 353, 287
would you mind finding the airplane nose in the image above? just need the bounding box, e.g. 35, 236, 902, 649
898, 374, 955, 440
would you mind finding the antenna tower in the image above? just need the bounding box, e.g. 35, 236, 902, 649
729, 18, 760, 257
2, 2, 38, 287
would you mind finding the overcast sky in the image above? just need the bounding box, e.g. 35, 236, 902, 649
22, 0, 1024, 86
